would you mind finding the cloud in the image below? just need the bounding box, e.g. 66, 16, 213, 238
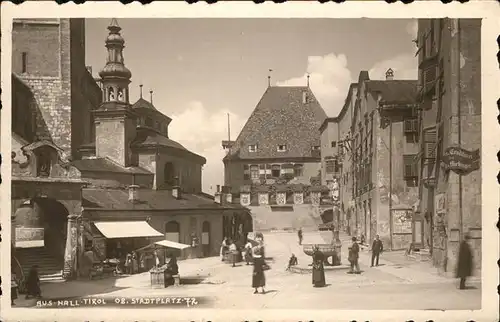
276, 53, 353, 116
368, 53, 418, 80
405, 19, 418, 41
168, 101, 244, 195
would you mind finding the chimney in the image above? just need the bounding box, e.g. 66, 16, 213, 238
86, 66, 92, 75
214, 185, 222, 204
128, 185, 140, 203
172, 176, 181, 199
150, 90, 153, 105
385, 68, 394, 81
302, 91, 308, 104
222, 186, 232, 204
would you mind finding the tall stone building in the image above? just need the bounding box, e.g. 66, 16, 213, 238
222, 81, 335, 231
320, 70, 419, 250
415, 19, 481, 272
11, 18, 251, 281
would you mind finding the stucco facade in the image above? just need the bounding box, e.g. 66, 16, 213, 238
415, 18, 481, 272
320, 71, 419, 250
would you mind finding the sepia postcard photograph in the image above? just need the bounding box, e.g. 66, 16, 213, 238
1, 2, 498, 321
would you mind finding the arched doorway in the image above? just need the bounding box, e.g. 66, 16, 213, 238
202, 221, 211, 257
165, 221, 181, 257
13, 197, 69, 279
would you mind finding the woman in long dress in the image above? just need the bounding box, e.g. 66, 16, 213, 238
25, 265, 41, 299
312, 245, 326, 287
251, 236, 266, 294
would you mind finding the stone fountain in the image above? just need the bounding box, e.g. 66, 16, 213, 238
302, 230, 342, 266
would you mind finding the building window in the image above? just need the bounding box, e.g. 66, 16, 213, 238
271, 164, 281, 178
331, 141, 337, 148
423, 127, 438, 162
277, 144, 287, 152
311, 145, 320, 151
164, 162, 175, 185
326, 159, 336, 174
165, 220, 181, 254
403, 154, 419, 179
22, 52, 28, 73
35, 147, 52, 177
248, 145, 257, 153
293, 164, 303, 177
404, 118, 419, 144
250, 165, 259, 180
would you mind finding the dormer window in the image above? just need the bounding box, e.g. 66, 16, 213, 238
145, 117, 153, 127
35, 147, 53, 177
248, 145, 257, 153
277, 144, 287, 152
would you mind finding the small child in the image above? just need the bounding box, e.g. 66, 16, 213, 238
11, 272, 18, 305
286, 254, 298, 271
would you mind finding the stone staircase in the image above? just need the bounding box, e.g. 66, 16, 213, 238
15, 247, 64, 281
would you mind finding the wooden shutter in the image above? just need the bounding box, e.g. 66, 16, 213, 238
423, 128, 437, 161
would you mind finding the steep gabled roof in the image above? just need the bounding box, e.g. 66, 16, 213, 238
225, 86, 327, 161
365, 80, 418, 105
131, 97, 157, 111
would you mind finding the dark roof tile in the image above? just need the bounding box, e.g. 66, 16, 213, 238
225, 86, 327, 161
365, 80, 418, 105
82, 188, 245, 210
71, 157, 151, 175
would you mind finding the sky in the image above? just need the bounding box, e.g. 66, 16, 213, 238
85, 18, 418, 195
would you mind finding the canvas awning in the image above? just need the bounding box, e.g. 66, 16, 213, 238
154, 240, 191, 250
93, 221, 163, 239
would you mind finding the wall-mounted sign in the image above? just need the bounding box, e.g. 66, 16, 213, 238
15, 227, 44, 248
392, 210, 412, 234
441, 146, 480, 175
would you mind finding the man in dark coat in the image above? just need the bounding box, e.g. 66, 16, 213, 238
25, 265, 41, 299
311, 245, 326, 287
371, 235, 383, 267
456, 234, 473, 290
297, 228, 303, 245
348, 237, 360, 274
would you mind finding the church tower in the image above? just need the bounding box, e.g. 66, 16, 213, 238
94, 18, 137, 167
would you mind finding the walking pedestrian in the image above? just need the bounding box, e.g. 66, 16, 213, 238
456, 233, 473, 290
132, 252, 139, 274
229, 240, 238, 267
251, 235, 266, 294
348, 237, 361, 274
125, 253, 132, 274
311, 245, 326, 287
220, 237, 229, 261
298, 228, 303, 245
371, 235, 383, 267
244, 240, 253, 265
25, 265, 41, 299
11, 271, 18, 305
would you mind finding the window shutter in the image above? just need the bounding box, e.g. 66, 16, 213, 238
423, 128, 437, 160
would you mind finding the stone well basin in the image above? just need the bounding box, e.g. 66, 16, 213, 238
303, 244, 338, 257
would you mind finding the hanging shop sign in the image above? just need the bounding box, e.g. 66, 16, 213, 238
441, 146, 480, 175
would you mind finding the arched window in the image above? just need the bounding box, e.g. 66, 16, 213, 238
164, 162, 175, 186
202, 221, 210, 246
117, 88, 124, 101
108, 87, 115, 101
165, 221, 180, 243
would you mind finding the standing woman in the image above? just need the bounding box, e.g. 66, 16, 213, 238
131, 252, 139, 274
251, 234, 266, 294
311, 245, 326, 287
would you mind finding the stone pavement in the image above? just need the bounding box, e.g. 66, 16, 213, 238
11, 231, 481, 310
